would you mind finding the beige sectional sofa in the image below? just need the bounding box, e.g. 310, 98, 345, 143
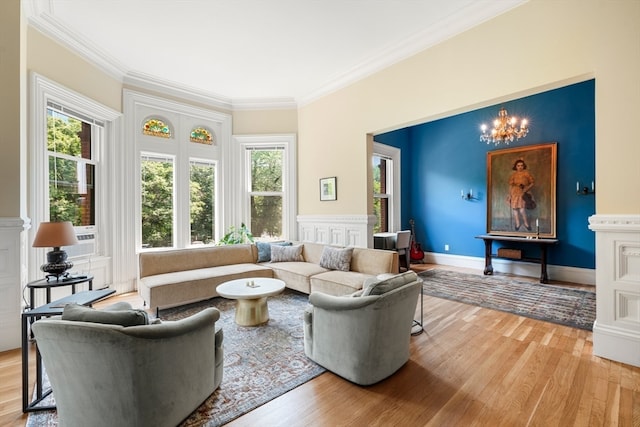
138, 242, 398, 312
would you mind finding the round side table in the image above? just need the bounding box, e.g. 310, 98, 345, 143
216, 277, 285, 326
27, 275, 94, 309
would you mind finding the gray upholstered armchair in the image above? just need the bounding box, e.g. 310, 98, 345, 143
303, 271, 421, 385
31, 303, 223, 427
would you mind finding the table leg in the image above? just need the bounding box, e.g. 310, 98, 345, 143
540, 245, 549, 283
22, 314, 55, 412
28, 288, 35, 338
411, 285, 424, 335
35, 343, 43, 398
22, 315, 29, 412
235, 297, 269, 326
483, 239, 494, 275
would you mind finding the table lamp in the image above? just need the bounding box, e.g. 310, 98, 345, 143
32, 221, 78, 280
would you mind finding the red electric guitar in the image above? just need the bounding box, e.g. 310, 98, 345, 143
409, 219, 425, 262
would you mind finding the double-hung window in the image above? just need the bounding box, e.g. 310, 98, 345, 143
32, 75, 117, 254
47, 104, 100, 229
373, 142, 401, 233
248, 147, 284, 240
234, 135, 297, 242
31, 73, 121, 283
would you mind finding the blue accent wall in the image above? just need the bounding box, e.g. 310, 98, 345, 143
375, 79, 595, 269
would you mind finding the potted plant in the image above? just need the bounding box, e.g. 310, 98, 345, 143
217, 223, 254, 245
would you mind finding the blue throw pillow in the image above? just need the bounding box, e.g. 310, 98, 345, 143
256, 241, 292, 262
256, 242, 271, 263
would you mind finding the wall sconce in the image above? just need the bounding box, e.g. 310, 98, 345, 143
576, 181, 595, 195
461, 189, 475, 200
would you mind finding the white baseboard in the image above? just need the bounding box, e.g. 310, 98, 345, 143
593, 321, 640, 367
423, 252, 595, 286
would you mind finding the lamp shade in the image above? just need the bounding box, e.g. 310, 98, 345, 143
33, 221, 78, 248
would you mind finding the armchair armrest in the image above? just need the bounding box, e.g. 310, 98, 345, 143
121, 307, 220, 339
308, 292, 378, 311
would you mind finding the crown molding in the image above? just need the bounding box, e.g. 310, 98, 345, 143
24, 1, 296, 111
25, 0, 526, 110
123, 72, 298, 111
297, 0, 527, 106
231, 97, 298, 111
26, 2, 128, 82
123, 71, 233, 111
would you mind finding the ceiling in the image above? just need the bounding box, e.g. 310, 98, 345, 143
25, 0, 527, 107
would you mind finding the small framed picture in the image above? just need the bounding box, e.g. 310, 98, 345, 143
320, 177, 337, 201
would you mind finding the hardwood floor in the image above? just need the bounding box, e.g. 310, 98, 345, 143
2, 266, 638, 426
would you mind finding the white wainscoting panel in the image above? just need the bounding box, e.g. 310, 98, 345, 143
0, 218, 29, 351
589, 214, 640, 367
297, 215, 375, 247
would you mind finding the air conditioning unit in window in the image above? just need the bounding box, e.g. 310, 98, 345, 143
64, 232, 97, 259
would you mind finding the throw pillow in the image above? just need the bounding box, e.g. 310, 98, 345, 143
319, 246, 353, 272
256, 241, 292, 263
256, 242, 271, 262
361, 271, 417, 296
270, 244, 304, 262
62, 303, 150, 326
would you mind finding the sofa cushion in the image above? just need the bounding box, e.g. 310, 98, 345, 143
319, 246, 354, 272
139, 263, 274, 311
361, 271, 418, 296
62, 303, 150, 326
271, 244, 304, 262
256, 241, 293, 263
310, 270, 373, 296
267, 261, 328, 294
139, 244, 256, 278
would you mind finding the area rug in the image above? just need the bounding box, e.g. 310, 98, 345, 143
27, 289, 325, 426
418, 269, 596, 331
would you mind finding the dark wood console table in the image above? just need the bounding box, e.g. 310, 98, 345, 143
475, 234, 559, 283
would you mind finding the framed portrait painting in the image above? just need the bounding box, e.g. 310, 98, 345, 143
320, 176, 337, 201
487, 143, 557, 238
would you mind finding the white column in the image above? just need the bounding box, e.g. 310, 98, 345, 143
0, 218, 29, 351
589, 214, 640, 367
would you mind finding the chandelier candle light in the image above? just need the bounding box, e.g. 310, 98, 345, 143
480, 107, 529, 145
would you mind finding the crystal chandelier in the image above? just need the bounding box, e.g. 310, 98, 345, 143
480, 107, 529, 145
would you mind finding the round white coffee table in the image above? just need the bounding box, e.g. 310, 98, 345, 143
216, 277, 286, 326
